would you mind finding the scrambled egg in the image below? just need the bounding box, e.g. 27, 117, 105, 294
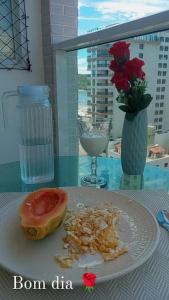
55, 204, 128, 268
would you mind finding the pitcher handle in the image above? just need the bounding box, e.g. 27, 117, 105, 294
1, 90, 18, 129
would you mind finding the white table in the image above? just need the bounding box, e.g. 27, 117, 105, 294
0, 190, 169, 300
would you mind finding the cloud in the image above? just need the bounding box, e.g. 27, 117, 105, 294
78, 58, 90, 74
79, 0, 169, 22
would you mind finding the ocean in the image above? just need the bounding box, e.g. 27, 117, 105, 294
78, 89, 88, 108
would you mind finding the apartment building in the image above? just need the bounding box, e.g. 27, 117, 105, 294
87, 31, 169, 139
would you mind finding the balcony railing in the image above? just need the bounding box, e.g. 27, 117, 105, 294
54, 10, 169, 156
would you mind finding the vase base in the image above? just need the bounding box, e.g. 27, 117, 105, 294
81, 175, 107, 188
120, 173, 144, 190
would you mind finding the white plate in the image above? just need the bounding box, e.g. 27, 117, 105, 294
0, 187, 160, 286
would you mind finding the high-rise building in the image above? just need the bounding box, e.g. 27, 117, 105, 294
87, 31, 169, 139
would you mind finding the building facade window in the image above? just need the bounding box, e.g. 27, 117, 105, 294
139, 43, 144, 49
0, 0, 30, 70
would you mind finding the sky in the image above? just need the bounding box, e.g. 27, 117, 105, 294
78, 0, 169, 73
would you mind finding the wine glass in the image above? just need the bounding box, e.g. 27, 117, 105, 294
78, 116, 111, 188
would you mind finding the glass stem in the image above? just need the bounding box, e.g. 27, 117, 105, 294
91, 156, 97, 183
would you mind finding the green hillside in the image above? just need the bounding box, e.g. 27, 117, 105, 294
78, 74, 90, 90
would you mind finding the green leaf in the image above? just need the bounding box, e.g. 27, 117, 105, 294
119, 105, 130, 113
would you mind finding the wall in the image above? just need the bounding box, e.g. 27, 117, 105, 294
155, 131, 169, 153
0, 0, 44, 164
41, 0, 78, 156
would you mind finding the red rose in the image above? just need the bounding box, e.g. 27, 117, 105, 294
109, 41, 130, 64
109, 60, 126, 72
125, 58, 145, 80
111, 72, 130, 92
83, 273, 96, 288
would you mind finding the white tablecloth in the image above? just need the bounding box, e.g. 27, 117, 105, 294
0, 190, 169, 300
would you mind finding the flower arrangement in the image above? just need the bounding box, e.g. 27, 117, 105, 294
109, 41, 153, 121
82, 273, 96, 292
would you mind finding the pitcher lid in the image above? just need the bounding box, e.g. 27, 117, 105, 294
17, 85, 49, 97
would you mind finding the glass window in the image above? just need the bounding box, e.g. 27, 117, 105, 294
155, 111, 159, 115
159, 118, 163, 122
164, 55, 168, 60
164, 46, 168, 51
139, 44, 144, 49
161, 87, 165, 92
160, 46, 164, 51
159, 110, 163, 114
163, 71, 167, 76
157, 79, 161, 84
160, 103, 164, 107
155, 103, 159, 107
162, 79, 166, 84
159, 54, 163, 59
156, 95, 160, 100
158, 63, 162, 68
158, 71, 162, 76
156, 87, 160, 92
154, 118, 158, 123
160, 37, 164, 42
161, 95, 164, 99
163, 63, 167, 68
165, 37, 169, 42
0, 0, 30, 70
139, 53, 143, 58
158, 125, 162, 130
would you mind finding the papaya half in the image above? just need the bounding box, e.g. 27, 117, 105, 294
19, 188, 68, 240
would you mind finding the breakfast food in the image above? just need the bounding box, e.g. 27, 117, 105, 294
19, 188, 68, 240
55, 204, 128, 268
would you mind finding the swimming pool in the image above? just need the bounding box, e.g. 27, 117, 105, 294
79, 156, 169, 192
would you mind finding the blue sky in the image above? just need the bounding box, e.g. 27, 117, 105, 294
78, 1, 169, 73
78, 0, 169, 35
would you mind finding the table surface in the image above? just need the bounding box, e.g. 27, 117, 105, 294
0, 189, 169, 300
1, 156, 169, 193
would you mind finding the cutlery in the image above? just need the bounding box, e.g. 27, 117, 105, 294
156, 210, 169, 231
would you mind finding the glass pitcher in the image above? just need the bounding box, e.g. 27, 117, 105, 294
2, 85, 54, 184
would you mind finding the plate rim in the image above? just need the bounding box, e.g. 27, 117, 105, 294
0, 187, 160, 286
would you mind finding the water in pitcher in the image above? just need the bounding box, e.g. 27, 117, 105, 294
19, 140, 54, 184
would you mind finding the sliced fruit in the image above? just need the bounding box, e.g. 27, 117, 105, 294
19, 188, 68, 240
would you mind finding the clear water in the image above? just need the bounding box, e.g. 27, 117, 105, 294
19, 142, 54, 184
